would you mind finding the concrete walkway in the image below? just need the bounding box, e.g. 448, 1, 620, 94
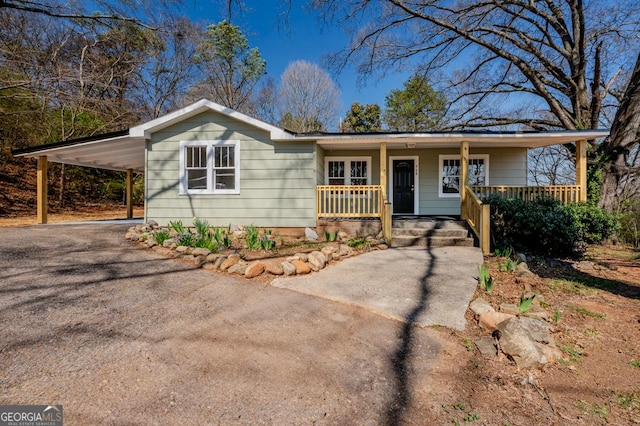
272, 246, 483, 330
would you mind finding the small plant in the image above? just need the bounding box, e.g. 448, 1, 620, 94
577, 399, 608, 419
552, 307, 562, 324
347, 236, 369, 249
212, 226, 232, 248
495, 246, 513, 258
629, 359, 640, 369
559, 344, 585, 363
568, 305, 606, 319
178, 231, 195, 247
168, 220, 186, 234
245, 225, 261, 250
325, 230, 338, 242
260, 229, 276, 250
461, 338, 473, 352
193, 217, 211, 237
613, 391, 640, 410
517, 293, 535, 313
154, 229, 171, 245
498, 257, 520, 272
477, 263, 494, 294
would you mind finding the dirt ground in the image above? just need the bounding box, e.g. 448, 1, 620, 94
0, 212, 639, 425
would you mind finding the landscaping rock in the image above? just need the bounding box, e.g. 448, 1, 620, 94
516, 262, 529, 272
245, 262, 266, 278
338, 244, 354, 257
338, 231, 349, 242
496, 317, 560, 368
469, 298, 495, 316
125, 231, 140, 241
305, 227, 318, 241
292, 260, 311, 275
146, 237, 157, 248
321, 245, 338, 256
281, 261, 297, 276
516, 269, 537, 279
308, 251, 327, 270
474, 337, 498, 359
220, 254, 240, 271
516, 252, 527, 263
192, 247, 211, 257
206, 253, 223, 263
293, 252, 309, 262
228, 263, 247, 275
265, 262, 284, 276
213, 256, 227, 270
479, 311, 514, 331
376, 244, 388, 250
499, 303, 520, 316
176, 245, 190, 254
524, 306, 550, 321
162, 239, 176, 248
202, 262, 217, 270
147, 220, 158, 229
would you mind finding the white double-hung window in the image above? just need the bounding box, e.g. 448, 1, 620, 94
325, 157, 371, 185
439, 154, 489, 197
180, 140, 240, 194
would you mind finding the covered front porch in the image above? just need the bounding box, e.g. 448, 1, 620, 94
313, 130, 607, 252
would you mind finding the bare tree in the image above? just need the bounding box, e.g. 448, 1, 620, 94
312, 0, 640, 209
278, 60, 341, 132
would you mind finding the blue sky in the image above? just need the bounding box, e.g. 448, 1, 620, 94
187, 1, 413, 115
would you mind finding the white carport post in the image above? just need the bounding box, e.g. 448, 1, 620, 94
37, 156, 48, 224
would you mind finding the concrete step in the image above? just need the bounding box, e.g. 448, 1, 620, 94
390, 217, 474, 248
391, 235, 475, 248
392, 227, 469, 238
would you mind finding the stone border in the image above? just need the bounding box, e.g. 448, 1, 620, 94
125, 222, 389, 280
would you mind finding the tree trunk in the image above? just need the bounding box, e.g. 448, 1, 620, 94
598, 51, 640, 211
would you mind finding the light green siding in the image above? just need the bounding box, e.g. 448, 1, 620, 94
145, 111, 317, 227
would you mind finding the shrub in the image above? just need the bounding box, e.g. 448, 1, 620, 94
168, 220, 186, 234
485, 195, 619, 257
486, 195, 578, 257
477, 263, 494, 294
565, 203, 619, 243
154, 229, 171, 245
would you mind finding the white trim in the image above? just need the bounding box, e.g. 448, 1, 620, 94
389, 156, 419, 215
324, 156, 372, 185
131, 99, 293, 140
438, 154, 490, 198
179, 140, 240, 195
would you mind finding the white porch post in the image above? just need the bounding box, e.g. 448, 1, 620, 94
460, 141, 469, 220
576, 139, 587, 202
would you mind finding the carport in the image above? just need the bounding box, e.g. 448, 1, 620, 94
12, 130, 146, 224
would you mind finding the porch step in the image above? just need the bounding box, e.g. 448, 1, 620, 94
391, 217, 474, 248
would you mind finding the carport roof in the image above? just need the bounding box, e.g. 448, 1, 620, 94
13, 130, 145, 173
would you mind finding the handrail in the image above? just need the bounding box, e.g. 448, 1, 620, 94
464, 186, 490, 253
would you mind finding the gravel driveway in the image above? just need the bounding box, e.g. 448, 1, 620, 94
0, 224, 452, 425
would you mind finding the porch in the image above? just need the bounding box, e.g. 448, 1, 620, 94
315, 134, 593, 253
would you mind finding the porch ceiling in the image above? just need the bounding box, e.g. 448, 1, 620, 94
13, 133, 146, 172
311, 129, 610, 150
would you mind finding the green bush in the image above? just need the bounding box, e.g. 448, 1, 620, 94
154, 229, 171, 245
485, 196, 618, 257
565, 203, 619, 243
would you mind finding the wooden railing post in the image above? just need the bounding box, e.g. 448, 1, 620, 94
460, 141, 469, 220
576, 139, 587, 202
126, 169, 134, 219
383, 202, 392, 245
481, 204, 490, 254
37, 156, 48, 224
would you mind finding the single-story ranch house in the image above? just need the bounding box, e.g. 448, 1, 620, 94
14, 99, 609, 252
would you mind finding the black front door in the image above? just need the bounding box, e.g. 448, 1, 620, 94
393, 159, 415, 214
